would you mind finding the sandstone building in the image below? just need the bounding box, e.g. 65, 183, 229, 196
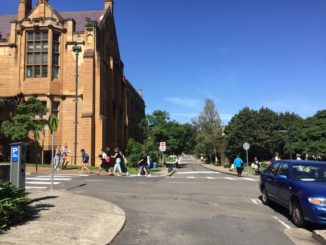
0, 0, 145, 165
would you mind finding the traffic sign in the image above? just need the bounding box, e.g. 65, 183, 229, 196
11, 146, 19, 162
49, 115, 58, 132
243, 142, 250, 151
159, 142, 166, 152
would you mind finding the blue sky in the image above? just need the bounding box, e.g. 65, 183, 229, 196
2, 0, 326, 124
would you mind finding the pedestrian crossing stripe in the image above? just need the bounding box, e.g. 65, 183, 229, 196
26, 181, 60, 185
26, 177, 72, 181
177, 171, 221, 175
26, 186, 47, 190
175, 176, 258, 181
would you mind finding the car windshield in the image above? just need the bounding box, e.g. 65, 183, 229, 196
292, 164, 326, 182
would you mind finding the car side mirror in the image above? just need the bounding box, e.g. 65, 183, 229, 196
278, 174, 287, 181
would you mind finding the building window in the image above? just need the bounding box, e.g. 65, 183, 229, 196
26, 31, 48, 78
52, 101, 60, 117
52, 33, 60, 79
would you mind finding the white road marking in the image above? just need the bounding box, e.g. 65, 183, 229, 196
26, 181, 60, 185
187, 176, 196, 179
41, 174, 89, 177
168, 182, 195, 184
224, 177, 238, 181
177, 171, 220, 175
242, 177, 258, 182
27, 177, 72, 181
251, 199, 262, 205
206, 177, 215, 180
25, 186, 47, 190
273, 216, 291, 229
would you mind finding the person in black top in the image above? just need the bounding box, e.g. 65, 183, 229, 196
80, 149, 90, 174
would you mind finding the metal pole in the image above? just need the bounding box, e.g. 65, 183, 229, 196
246, 149, 249, 175
74, 47, 79, 165
51, 132, 54, 190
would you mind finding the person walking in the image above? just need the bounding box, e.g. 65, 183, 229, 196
112, 147, 122, 176
96, 149, 111, 175
234, 154, 244, 177
137, 151, 151, 177
272, 152, 280, 162
54, 146, 61, 171
61, 144, 70, 169
119, 150, 129, 176
80, 149, 90, 174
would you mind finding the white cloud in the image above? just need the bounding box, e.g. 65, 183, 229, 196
165, 97, 201, 109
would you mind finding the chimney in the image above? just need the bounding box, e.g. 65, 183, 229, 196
104, 0, 114, 14
18, 0, 32, 21
139, 89, 143, 98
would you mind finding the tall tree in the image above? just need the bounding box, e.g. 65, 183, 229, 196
194, 99, 223, 163
225, 107, 303, 161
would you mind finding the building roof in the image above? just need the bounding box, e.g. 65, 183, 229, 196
0, 10, 102, 39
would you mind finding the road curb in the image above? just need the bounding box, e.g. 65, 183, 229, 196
312, 230, 326, 245
0, 190, 127, 245
198, 161, 259, 179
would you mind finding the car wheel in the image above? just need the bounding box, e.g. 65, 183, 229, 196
261, 187, 269, 205
291, 200, 305, 227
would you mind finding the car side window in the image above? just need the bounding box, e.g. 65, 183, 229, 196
278, 162, 289, 176
266, 162, 281, 176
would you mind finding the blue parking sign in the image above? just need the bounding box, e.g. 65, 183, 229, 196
11, 146, 19, 162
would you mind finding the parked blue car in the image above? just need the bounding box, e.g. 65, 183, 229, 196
260, 160, 326, 227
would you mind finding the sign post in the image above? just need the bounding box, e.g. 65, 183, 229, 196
49, 115, 58, 191
243, 142, 250, 176
159, 142, 166, 168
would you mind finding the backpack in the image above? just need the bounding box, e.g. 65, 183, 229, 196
105, 156, 110, 163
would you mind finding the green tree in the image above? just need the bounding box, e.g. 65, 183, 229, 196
1, 97, 48, 163
194, 99, 223, 163
140, 110, 197, 160
225, 107, 303, 161
287, 110, 326, 160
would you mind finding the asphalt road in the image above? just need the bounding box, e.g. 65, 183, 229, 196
49, 156, 319, 245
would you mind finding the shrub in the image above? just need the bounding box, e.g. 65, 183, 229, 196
0, 181, 29, 231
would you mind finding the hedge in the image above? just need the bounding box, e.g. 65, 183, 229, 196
0, 182, 29, 230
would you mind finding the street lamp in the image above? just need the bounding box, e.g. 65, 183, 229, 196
72, 44, 82, 165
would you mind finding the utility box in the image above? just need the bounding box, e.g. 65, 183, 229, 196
10, 143, 27, 189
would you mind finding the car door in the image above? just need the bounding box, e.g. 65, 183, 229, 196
275, 162, 292, 207
265, 161, 281, 199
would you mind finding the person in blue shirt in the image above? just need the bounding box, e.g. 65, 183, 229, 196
234, 154, 244, 177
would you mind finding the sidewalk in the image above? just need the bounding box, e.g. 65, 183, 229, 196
0, 191, 126, 245
313, 230, 326, 244
199, 162, 260, 179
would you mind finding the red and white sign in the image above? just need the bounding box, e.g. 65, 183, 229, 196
159, 142, 166, 152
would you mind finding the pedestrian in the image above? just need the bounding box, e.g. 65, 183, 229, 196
296, 154, 302, 160
234, 154, 244, 177
137, 151, 151, 177
96, 149, 111, 175
251, 157, 260, 175
119, 150, 129, 176
80, 149, 90, 174
61, 144, 70, 169
112, 147, 122, 176
55, 146, 61, 171
271, 152, 280, 162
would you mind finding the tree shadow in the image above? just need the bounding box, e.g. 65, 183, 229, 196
0, 196, 57, 233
